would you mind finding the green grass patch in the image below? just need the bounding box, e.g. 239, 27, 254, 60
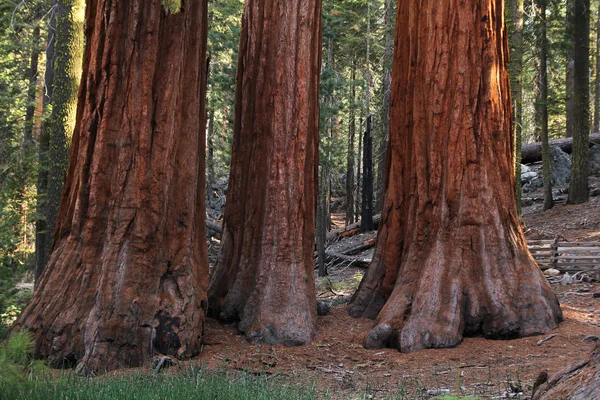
1, 367, 323, 400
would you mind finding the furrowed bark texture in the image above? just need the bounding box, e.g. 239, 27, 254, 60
348, 0, 562, 353
208, 0, 322, 346
15, 0, 209, 374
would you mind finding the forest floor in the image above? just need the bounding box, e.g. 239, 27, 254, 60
12, 177, 600, 399
190, 186, 600, 400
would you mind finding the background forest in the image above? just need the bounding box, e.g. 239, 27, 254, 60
1, 0, 600, 325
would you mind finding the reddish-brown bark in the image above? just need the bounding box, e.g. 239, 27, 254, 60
348, 0, 562, 352
208, 0, 322, 346
14, 0, 209, 374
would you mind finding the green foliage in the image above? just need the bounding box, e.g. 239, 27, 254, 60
205, 0, 243, 181
162, 0, 181, 13
0, 0, 47, 321
0, 331, 48, 396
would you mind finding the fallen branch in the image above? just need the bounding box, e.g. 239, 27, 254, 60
537, 334, 558, 346
324, 235, 376, 267
206, 218, 223, 236
326, 214, 381, 242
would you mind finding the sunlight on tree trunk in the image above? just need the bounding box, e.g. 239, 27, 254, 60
348, 0, 562, 353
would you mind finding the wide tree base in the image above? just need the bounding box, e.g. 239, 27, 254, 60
210, 281, 316, 347
15, 234, 207, 374
350, 235, 562, 353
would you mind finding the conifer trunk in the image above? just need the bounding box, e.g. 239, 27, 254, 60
595, 2, 600, 133
348, 0, 562, 353
535, 0, 553, 211
16, 0, 209, 374
40, 0, 86, 277
23, 26, 41, 146
356, 117, 362, 222
375, 0, 394, 215
507, 0, 524, 215
345, 62, 356, 225
208, 0, 322, 346
361, 115, 374, 232
566, 0, 575, 138
35, 2, 57, 283
568, 0, 590, 204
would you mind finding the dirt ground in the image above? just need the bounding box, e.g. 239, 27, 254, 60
196, 284, 599, 400
190, 193, 600, 399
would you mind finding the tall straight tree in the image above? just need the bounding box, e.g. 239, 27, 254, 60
535, 0, 553, 211
345, 62, 356, 225
35, 0, 85, 281
595, 2, 600, 133
348, 0, 562, 352
506, 0, 523, 215
568, 0, 590, 204
361, 0, 374, 232
375, 0, 394, 215
15, 0, 210, 374
208, 0, 322, 346
566, 0, 575, 138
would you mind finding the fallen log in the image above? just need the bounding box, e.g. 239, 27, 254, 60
206, 218, 223, 236
532, 343, 600, 399
521, 133, 600, 164
326, 214, 381, 242
323, 232, 377, 267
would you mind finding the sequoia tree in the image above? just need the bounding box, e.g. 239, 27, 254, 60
208, 0, 322, 346
15, 0, 209, 373
348, 0, 562, 352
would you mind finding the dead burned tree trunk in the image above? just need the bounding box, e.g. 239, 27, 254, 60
361, 115, 374, 232
15, 0, 209, 374
208, 0, 322, 346
345, 62, 357, 225
348, 0, 562, 353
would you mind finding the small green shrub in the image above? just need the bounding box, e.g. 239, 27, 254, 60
0, 331, 48, 397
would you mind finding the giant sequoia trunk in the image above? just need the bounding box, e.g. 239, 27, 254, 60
348, 0, 562, 353
207, 0, 322, 346
15, 0, 209, 374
